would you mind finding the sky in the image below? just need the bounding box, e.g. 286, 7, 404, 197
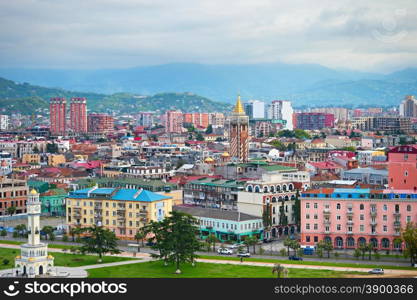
0, 0, 416, 73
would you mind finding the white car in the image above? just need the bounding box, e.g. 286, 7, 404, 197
227, 244, 243, 249
218, 248, 233, 255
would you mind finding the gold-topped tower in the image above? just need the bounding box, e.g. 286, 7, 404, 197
228, 95, 249, 162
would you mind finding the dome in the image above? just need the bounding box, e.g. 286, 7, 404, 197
204, 157, 214, 163
30, 189, 38, 195
221, 152, 230, 157
47, 255, 54, 259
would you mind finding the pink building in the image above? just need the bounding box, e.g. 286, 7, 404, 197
164, 110, 183, 133
300, 144, 417, 251
388, 145, 417, 191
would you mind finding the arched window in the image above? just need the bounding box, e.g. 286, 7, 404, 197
254, 186, 260, 193
263, 186, 269, 193
288, 184, 294, 191
336, 203, 341, 210
247, 185, 253, 192
276, 185, 281, 192
395, 204, 400, 212
347, 237, 355, 247
407, 205, 411, 212
271, 197, 277, 203
381, 238, 390, 248
359, 204, 364, 210
282, 184, 287, 192
270, 186, 275, 193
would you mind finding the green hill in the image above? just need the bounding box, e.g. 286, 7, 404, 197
0, 77, 232, 115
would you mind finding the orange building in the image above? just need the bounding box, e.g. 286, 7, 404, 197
183, 113, 209, 128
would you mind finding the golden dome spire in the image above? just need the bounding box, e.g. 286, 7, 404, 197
30, 189, 38, 195
233, 95, 245, 114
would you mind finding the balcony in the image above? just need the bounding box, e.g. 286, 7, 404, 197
394, 221, 401, 228
346, 230, 353, 235
324, 228, 330, 234
323, 219, 331, 225
393, 212, 401, 217
346, 210, 354, 217
346, 220, 354, 225
370, 210, 377, 217
370, 232, 377, 235
323, 209, 331, 216
370, 220, 377, 226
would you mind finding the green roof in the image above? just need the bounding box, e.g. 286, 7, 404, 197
72, 178, 177, 192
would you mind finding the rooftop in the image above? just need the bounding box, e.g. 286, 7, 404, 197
174, 205, 261, 222
68, 187, 171, 202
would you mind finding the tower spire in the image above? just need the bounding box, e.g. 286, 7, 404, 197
233, 94, 245, 114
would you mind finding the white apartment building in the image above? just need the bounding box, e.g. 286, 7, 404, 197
267, 100, 294, 130
0, 115, 9, 131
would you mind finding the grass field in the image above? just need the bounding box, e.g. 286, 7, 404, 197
0, 240, 76, 250
0, 247, 133, 270
199, 255, 416, 270
87, 260, 366, 278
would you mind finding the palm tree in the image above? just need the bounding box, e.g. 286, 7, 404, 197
205, 234, 218, 252
283, 238, 292, 256
244, 236, 258, 254
134, 230, 145, 252
272, 263, 285, 278
70, 225, 82, 242
41, 226, 54, 240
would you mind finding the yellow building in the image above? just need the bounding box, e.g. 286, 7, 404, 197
65, 187, 173, 240
22, 154, 41, 165
48, 154, 66, 167
157, 189, 183, 206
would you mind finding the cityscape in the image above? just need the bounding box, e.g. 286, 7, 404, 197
0, 0, 416, 297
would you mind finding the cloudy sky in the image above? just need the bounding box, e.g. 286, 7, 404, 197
0, 0, 416, 72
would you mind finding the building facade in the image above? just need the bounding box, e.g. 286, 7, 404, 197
295, 113, 335, 130
388, 145, 417, 191
267, 100, 294, 130
174, 205, 264, 242
164, 110, 183, 134
399, 95, 417, 118
0, 178, 28, 216
70, 97, 88, 133
66, 187, 173, 239
49, 97, 67, 135
0, 152, 12, 176
0, 115, 9, 131
87, 113, 114, 134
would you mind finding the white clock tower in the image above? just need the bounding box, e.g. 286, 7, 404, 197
15, 189, 54, 277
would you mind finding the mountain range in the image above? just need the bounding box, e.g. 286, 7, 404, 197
0, 62, 416, 108
0, 77, 232, 115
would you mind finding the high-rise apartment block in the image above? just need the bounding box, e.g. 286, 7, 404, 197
295, 112, 335, 130
49, 97, 67, 135
399, 95, 417, 117
0, 115, 9, 131
164, 110, 183, 133
267, 100, 293, 130
244, 100, 265, 119
183, 113, 209, 128
388, 145, 417, 191
70, 97, 87, 133
137, 112, 155, 128
87, 113, 114, 134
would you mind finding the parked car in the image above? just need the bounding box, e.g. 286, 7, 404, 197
227, 244, 242, 249
237, 251, 251, 258
288, 255, 303, 261
218, 248, 233, 255
368, 268, 384, 275
263, 239, 273, 243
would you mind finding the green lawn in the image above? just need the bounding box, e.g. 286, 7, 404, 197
200, 255, 416, 270
87, 260, 366, 278
0, 247, 133, 270
0, 239, 76, 250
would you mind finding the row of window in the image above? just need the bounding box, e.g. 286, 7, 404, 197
246, 184, 294, 193
305, 223, 404, 233
200, 219, 262, 231
0, 190, 27, 198
305, 202, 412, 211
307, 214, 411, 222
67, 200, 149, 210
0, 200, 26, 208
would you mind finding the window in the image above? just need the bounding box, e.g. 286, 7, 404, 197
407, 205, 411, 212
306, 236, 311, 242
336, 215, 341, 220
314, 203, 318, 209
360, 225, 364, 232
383, 215, 387, 221
360, 214, 364, 221
306, 203, 310, 209
314, 236, 318, 243
336, 203, 341, 210
306, 224, 310, 230
314, 224, 318, 230
306, 214, 310, 219
337, 224, 341, 231
314, 214, 318, 219
360, 204, 364, 210
383, 204, 387, 211
383, 225, 387, 232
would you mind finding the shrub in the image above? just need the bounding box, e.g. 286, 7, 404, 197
62, 235, 69, 242
0, 229, 7, 237
334, 252, 339, 258
279, 248, 287, 257
2, 259, 9, 265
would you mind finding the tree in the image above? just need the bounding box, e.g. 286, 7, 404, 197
0, 229, 7, 237
205, 125, 213, 134
196, 133, 204, 141
289, 240, 300, 256
293, 190, 301, 228
283, 238, 292, 256
402, 222, 417, 266
80, 225, 121, 262
317, 240, 333, 258
358, 243, 369, 260
134, 229, 145, 252
278, 201, 288, 226
272, 263, 285, 279
205, 233, 218, 252
148, 211, 201, 274
243, 236, 258, 254
46, 143, 59, 154
69, 226, 82, 242
6, 206, 16, 217
41, 226, 54, 240
14, 224, 26, 237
